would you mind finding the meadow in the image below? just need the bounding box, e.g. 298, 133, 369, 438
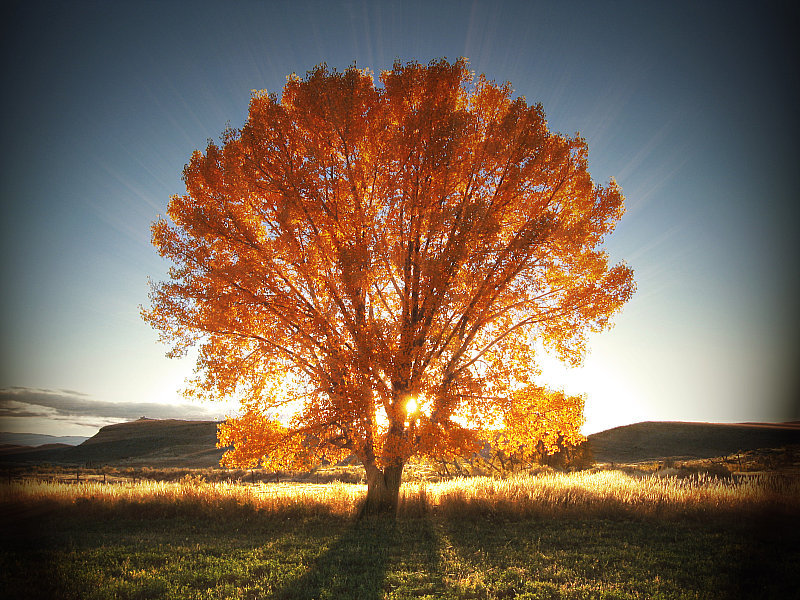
2, 470, 798, 599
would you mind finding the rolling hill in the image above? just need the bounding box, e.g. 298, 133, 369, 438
0, 418, 228, 468
0, 432, 89, 447
587, 420, 800, 463
1, 418, 798, 468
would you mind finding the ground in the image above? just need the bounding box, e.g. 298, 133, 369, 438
2, 475, 798, 599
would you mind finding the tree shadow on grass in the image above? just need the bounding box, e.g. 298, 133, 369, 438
720, 511, 800, 599
273, 514, 445, 600
438, 512, 800, 599
383, 515, 445, 597
272, 516, 396, 600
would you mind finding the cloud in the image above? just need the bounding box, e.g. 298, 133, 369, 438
0, 387, 219, 427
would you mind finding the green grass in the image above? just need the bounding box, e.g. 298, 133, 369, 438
3, 494, 797, 599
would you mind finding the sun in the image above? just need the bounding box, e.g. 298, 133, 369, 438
406, 396, 418, 414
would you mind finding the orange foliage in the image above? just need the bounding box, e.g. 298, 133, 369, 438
497, 384, 586, 459
144, 58, 634, 484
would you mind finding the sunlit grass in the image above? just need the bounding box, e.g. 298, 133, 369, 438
1, 478, 365, 519
403, 470, 800, 518
3, 469, 797, 521
3, 471, 798, 599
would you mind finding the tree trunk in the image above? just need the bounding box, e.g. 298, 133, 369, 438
360, 462, 404, 517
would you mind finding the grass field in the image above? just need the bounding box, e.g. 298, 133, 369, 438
2, 472, 798, 599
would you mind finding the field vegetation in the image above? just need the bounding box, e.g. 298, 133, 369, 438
2, 467, 798, 599
3, 468, 799, 520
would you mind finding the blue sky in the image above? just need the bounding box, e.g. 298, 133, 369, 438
1, 0, 797, 437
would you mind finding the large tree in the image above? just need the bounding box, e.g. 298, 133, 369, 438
144, 58, 635, 514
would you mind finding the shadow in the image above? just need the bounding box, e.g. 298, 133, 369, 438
384, 515, 445, 596
273, 516, 395, 600
273, 515, 446, 599
721, 510, 800, 599
439, 512, 800, 599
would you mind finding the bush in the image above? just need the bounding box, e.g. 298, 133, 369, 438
179, 473, 206, 487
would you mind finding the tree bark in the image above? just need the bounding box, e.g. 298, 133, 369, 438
360, 461, 404, 517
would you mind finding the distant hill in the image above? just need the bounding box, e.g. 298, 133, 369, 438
0, 418, 228, 468
72, 418, 228, 466
587, 421, 800, 463
2, 418, 799, 469
0, 432, 89, 447
0, 443, 73, 456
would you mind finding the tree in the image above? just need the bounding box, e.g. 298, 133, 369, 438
144, 58, 635, 514
490, 384, 593, 472
431, 385, 591, 477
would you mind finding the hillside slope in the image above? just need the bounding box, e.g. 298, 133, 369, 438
587, 421, 800, 463
0, 432, 88, 446
3, 419, 799, 468
0, 418, 228, 468
72, 418, 227, 466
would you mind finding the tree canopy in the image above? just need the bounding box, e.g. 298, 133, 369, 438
144, 58, 635, 513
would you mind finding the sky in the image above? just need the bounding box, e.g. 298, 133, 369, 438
1, 0, 798, 439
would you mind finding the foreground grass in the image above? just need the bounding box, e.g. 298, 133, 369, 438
2, 472, 798, 599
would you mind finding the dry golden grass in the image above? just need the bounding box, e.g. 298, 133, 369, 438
400, 470, 800, 518
0, 478, 363, 519
3, 469, 797, 521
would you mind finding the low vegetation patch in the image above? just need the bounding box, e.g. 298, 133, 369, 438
2, 471, 798, 599
3, 469, 797, 521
